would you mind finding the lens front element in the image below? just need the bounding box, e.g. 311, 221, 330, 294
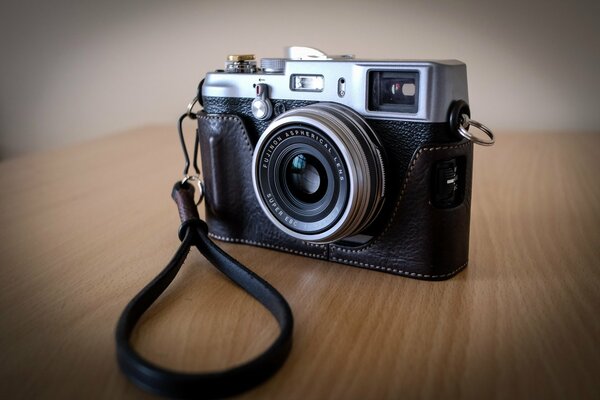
252, 103, 386, 243
285, 153, 328, 203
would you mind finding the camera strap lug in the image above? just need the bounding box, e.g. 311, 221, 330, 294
449, 100, 495, 146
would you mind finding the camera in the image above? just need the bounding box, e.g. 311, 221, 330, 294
196, 47, 475, 280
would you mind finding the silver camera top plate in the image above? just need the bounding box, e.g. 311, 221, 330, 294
202, 47, 468, 124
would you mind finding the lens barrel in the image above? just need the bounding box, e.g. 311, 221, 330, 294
252, 103, 386, 243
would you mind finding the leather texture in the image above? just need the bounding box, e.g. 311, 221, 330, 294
171, 181, 200, 240
329, 142, 473, 279
197, 113, 329, 259
368, 119, 459, 183
203, 96, 317, 144
197, 111, 473, 280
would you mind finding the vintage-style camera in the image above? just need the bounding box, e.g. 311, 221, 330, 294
195, 47, 480, 280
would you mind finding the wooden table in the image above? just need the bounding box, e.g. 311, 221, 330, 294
0, 127, 598, 399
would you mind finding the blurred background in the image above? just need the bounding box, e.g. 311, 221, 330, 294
0, 0, 598, 159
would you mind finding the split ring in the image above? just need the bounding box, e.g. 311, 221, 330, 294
458, 114, 495, 146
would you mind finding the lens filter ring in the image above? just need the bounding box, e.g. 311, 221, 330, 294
254, 124, 350, 239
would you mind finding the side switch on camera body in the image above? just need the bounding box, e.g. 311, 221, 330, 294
432, 158, 463, 208
252, 84, 273, 120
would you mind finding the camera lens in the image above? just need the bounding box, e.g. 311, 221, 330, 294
285, 153, 328, 203
252, 103, 386, 243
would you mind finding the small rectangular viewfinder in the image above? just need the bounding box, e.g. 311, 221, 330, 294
290, 74, 324, 92
368, 71, 419, 113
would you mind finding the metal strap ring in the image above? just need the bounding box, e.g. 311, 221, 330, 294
186, 96, 199, 119
181, 175, 205, 206
458, 114, 495, 146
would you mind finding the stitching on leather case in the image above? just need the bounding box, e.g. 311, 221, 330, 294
201, 114, 329, 259
330, 257, 468, 279
333, 141, 471, 255
209, 233, 328, 259
199, 114, 253, 153
304, 241, 325, 248
199, 114, 469, 278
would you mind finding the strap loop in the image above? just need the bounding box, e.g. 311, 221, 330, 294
178, 111, 201, 178
115, 182, 294, 399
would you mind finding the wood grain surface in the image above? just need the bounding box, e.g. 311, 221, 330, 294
0, 127, 598, 399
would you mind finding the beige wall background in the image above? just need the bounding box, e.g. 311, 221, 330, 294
0, 0, 598, 159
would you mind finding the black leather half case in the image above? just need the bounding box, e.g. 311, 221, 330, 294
197, 112, 473, 280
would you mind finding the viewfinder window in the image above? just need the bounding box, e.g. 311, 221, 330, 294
368, 71, 419, 113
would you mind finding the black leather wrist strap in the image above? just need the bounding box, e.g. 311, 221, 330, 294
115, 181, 294, 399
